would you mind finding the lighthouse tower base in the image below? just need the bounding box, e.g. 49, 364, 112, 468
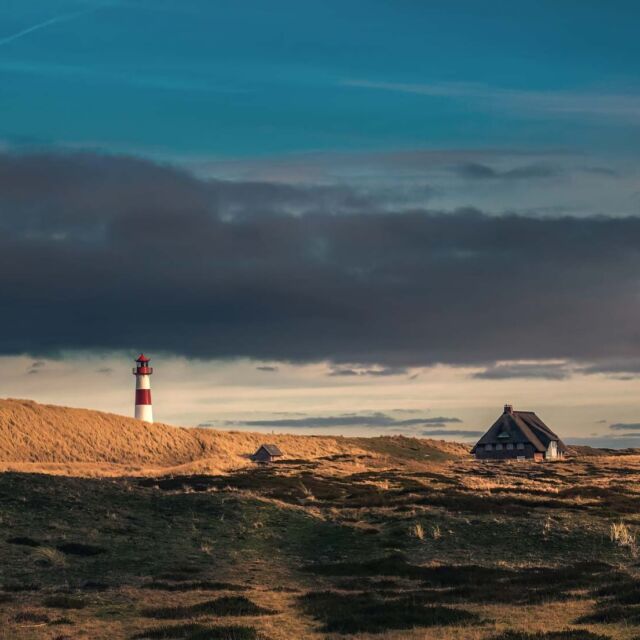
135, 404, 153, 423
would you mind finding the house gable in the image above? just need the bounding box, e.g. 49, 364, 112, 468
472, 405, 566, 457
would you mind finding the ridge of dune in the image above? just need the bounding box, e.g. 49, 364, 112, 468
0, 398, 469, 476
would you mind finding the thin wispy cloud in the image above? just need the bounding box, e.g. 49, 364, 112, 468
0, 5, 107, 48
342, 79, 640, 124
26, 360, 46, 375
220, 412, 462, 429
473, 362, 572, 381
610, 423, 640, 431
328, 366, 409, 378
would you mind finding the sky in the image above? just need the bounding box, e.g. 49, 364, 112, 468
2, 0, 640, 446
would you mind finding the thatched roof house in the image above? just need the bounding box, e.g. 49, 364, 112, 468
251, 444, 283, 463
471, 405, 568, 461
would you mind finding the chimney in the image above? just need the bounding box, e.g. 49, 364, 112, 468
504, 404, 514, 415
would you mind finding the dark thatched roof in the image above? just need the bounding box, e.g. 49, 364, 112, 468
471, 407, 568, 454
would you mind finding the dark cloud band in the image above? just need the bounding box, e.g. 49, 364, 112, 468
2, 151, 640, 367
218, 412, 461, 429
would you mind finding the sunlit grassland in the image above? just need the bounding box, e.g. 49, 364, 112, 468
3, 440, 640, 639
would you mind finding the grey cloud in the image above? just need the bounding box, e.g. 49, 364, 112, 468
328, 366, 408, 377
224, 412, 461, 429
272, 411, 307, 416
421, 429, 483, 438
4, 151, 640, 369
26, 360, 46, 374
581, 166, 619, 177
456, 162, 559, 180
256, 365, 279, 372
578, 360, 640, 379
610, 423, 640, 431
566, 436, 640, 449
472, 363, 571, 380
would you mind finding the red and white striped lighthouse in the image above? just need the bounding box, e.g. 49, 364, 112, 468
132, 354, 153, 423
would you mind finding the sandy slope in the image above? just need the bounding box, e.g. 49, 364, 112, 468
0, 398, 468, 476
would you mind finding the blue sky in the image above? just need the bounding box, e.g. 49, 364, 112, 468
3, 1, 640, 446
2, 0, 640, 156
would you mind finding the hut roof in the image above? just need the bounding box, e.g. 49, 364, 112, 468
471, 406, 568, 454
256, 444, 283, 456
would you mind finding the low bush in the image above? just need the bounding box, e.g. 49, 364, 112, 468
50, 617, 74, 625
142, 596, 272, 620
56, 542, 106, 557
43, 595, 88, 609
305, 556, 622, 605
299, 590, 480, 634
576, 604, 640, 624
2, 582, 41, 592
132, 623, 259, 639
6, 536, 41, 547
14, 609, 50, 623
594, 579, 640, 604
143, 581, 246, 592
489, 631, 610, 640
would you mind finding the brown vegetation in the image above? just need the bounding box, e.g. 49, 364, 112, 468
4, 399, 640, 638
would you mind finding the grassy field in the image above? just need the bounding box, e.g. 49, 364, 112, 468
2, 434, 640, 640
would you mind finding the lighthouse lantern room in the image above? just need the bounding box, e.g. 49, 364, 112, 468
132, 354, 154, 423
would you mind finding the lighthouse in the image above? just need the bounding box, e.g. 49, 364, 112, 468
132, 354, 153, 423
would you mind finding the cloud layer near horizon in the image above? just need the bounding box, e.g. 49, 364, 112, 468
2, 150, 640, 367
216, 412, 462, 429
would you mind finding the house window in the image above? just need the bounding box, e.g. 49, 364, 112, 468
506, 443, 514, 450
496, 444, 503, 451
516, 443, 524, 450
485, 444, 492, 451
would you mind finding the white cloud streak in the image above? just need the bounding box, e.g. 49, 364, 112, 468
343, 79, 640, 124
0, 5, 106, 48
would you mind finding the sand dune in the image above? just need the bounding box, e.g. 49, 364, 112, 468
0, 398, 468, 476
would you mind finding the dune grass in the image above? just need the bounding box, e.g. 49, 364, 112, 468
3, 400, 640, 639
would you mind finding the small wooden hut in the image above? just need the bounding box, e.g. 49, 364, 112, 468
251, 444, 283, 463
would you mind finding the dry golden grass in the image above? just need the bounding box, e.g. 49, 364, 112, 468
0, 398, 353, 474
0, 398, 468, 477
